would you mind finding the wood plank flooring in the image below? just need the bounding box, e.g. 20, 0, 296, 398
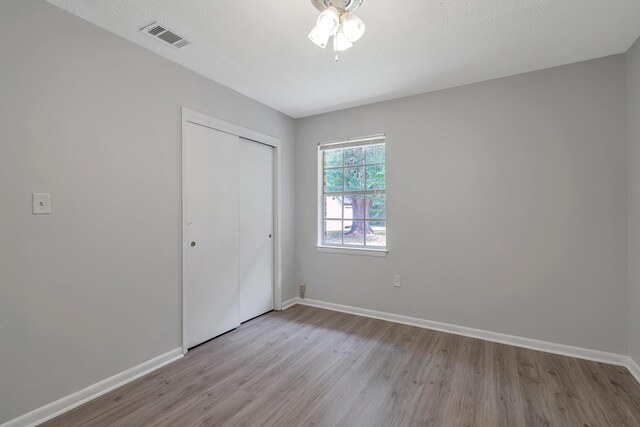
43, 305, 640, 426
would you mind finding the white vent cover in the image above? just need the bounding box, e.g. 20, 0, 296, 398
140, 22, 190, 49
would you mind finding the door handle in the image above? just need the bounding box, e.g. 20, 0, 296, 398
191, 241, 196, 247
269, 234, 272, 238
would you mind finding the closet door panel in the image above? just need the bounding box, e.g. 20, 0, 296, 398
186, 123, 240, 348
238, 138, 274, 322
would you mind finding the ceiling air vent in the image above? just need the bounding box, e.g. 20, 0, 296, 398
141, 22, 190, 49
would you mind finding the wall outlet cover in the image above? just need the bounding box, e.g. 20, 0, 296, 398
393, 275, 401, 288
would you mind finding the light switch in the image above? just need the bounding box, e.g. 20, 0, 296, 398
32, 193, 51, 215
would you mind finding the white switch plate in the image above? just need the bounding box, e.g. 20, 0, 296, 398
393, 275, 401, 288
32, 193, 51, 215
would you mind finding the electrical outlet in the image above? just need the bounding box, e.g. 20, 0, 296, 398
299, 283, 306, 298
393, 275, 401, 288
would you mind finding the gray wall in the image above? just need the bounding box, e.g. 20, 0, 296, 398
295, 55, 629, 355
629, 36, 640, 366
0, 0, 296, 423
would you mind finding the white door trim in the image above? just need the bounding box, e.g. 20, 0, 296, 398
181, 107, 283, 355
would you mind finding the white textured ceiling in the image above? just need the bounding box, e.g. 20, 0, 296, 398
45, 0, 640, 118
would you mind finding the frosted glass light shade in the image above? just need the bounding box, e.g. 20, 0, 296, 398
308, 25, 330, 48
317, 7, 340, 36
341, 13, 365, 42
333, 26, 353, 52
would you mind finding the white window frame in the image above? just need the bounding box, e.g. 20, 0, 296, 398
317, 134, 388, 256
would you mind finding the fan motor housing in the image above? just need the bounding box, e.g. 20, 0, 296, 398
311, 0, 364, 13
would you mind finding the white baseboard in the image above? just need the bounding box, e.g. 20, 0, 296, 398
280, 297, 299, 310
286, 297, 629, 367
2, 348, 183, 427
628, 357, 640, 384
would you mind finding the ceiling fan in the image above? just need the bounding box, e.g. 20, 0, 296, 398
308, 0, 366, 61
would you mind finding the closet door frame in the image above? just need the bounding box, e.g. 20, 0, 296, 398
181, 107, 282, 355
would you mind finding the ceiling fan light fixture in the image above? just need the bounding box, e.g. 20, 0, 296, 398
308, 25, 330, 48
341, 12, 365, 42
308, 0, 365, 60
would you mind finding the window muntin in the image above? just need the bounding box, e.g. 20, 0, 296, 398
320, 139, 386, 249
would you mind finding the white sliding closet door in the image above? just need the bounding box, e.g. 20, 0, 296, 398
239, 138, 274, 322
185, 123, 241, 349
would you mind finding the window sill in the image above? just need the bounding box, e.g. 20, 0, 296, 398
316, 245, 388, 257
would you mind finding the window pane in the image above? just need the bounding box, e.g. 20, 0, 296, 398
324, 169, 343, 193
365, 144, 385, 164
344, 147, 364, 166
344, 167, 365, 191
366, 194, 386, 219
366, 221, 386, 247
343, 220, 364, 245
344, 195, 365, 220
320, 141, 386, 249
365, 164, 385, 191
324, 149, 342, 168
324, 220, 342, 245
324, 195, 343, 220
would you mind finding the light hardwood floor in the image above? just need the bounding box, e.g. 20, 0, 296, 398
43, 305, 640, 426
